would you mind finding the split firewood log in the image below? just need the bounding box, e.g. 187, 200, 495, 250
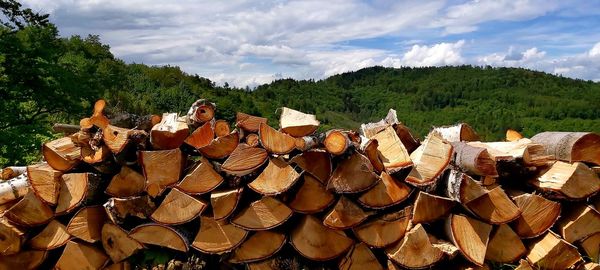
129, 223, 189, 252
464, 186, 521, 224
290, 215, 353, 261
184, 121, 214, 149
236, 112, 267, 133
445, 214, 493, 266
289, 150, 332, 183
510, 193, 561, 238
468, 139, 552, 167
139, 148, 184, 197
339, 242, 383, 270
192, 216, 248, 254
361, 139, 385, 173
221, 144, 268, 176
248, 157, 300, 195
430, 235, 460, 260
360, 108, 399, 138
514, 259, 535, 270
0, 166, 26, 180
526, 231, 582, 269
104, 196, 156, 224
211, 188, 243, 220
80, 99, 110, 130
324, 129, 352, 155
176, 157, 223, 195
150, 188, 207, 225
445, 170, 488, 204
386, 223, 445, 269
104, 261, 132, 270
323, 196, 370, 229
245, 133, 260, 147
433, 123, 480, 142
66, 206, 107, 243
394, 123, 420, 153
101, 223, 144, 263
0, 217, 25, 255
406, 131, 452, 188
0, 250, 47, 270
451, 142, 498, 176
258, 123, 296, 155
353, 206, 411, 248
105, 166, 146, 198
42, 136, 81, 171
4, 192, 53, 227
532, 131, 600, 165
0, 174, 29, 204
369, 126, 412, 174
102, 125, 144, 154
55, 240, 109, 270
580, 263, 600, 270
29, 219, 71, 250
55, 173, 104, 215
294, 135, 319, 152
288, 174, 334, 214
229, 231, 286, 264
279, 107, 319, 137
506, 129, 524, 142
231, 197, 293, 230
532, 161, 600, 200
358, 172, 411, 209
556, 204, 600, 243
214, 120, 231, 137
412, 191, 455, 224
26, 163, 61, 205
581, 233, 599, 263
198, 131, 239, 159
485, 224, 526, 263
327, 151, 379, 193
187, 99, 216, 126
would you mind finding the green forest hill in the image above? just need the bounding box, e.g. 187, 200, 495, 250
1, 1, 600, 166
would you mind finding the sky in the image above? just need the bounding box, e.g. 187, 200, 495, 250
20, 0, 600, 87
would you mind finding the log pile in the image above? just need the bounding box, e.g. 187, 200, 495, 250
1, 100, 600, 270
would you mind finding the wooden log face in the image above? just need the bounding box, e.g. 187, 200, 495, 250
406, 131, 452, 187
465, 186, 521, 224
211, 188, 244, 220
485, 224, 526, 263
288, 174, 335, 214
557, 205, 600, 243
150, 188, 207, 225
279, 107, 320, 137
353, 207, 411, 248
434, 123, 479, 142
236, 112, 267, 133
386, 224, 444, 269
327, 152, 379, 193
230, 231, 286, 263
290, 215, 353, 261
358, 172, 411, 209
55, 240, 109, 270
67, 206, 108, 243
102, 223, 144, 263
248, 157, 300, 195
129, 224, 189, 252
29, 219, 71, 250
526, 231, 582, 269
56, 173, 90, 215
370, 126, 413, 173
412, 191, 455, 224
192, 216, 248, 254
231, 197, 293, 230
0, 250, 47, 270
0, 217, 25, 255
532, 131, 600, 165
184, 121, 214, 149
339, 243, 384, 270
150, 112, 189, 150
581, 233, 600, 263
289, 150, 332, 184
198, 131, 240, 159
102, 125, 133, 154
221, 144, 268, 176
323, 196, 370, 229
258, 123, 296, 154
176, 159, 223, 195
533, 161, 600, 199
139, 148, 184, 197
105, 166, 145, 198
26, 163, 62, 205
5, 192, 53, 227
445, 214, 493, 266
511, 193, 561, 238
42, 137, 81, 171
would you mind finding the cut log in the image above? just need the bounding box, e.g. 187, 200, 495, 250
360, 108, 399, 138
279, 107, 319, 137
230, 231, 286, 263
4, 192, 53, 227
129, 224, 189, 252
327, 152, 379, 193
290, 215, 353, 261
445, 170, 488, 204
139, 148, 184, 197
507, 129, 524, 142
56, 173, 101, 215
29, 219, 70, 250
184, 121, 214, 149
0, 250, 47, 270
80, 99, 110, 129
515, 259, 535, 270
386, 223, 445, 269
288, 174, 334, 214
0, 217, 25, 255
430, 235, 460, 259
248, 158, 301, 195
557, 204, 600, 243
485, 224, 526, 263
324, 196, 370, 229
42, 136, 81, 171
580, 263, 600, 270
0, 174, 29, 204
532, 161, 600, 200
412, 191, 455, 224
339, 243, 383, 270
231, 197, 293, 230
104, 196, 156, 224
104, 262, 132, 270
198, 131, 239, 159
55, 240, 108, 270
26, 163, 61, 205
176, 158, 223, 195
324, 130, 351, 155
102, 223, 144, 263
211, 188, 243, 220
468, 139, 551, 167
294, 135, 319, 151
370, 126, 413, 174
67, 206, 107, 243
221, 144, 268, 177
0, 166, 26, 180
236, 112, 267, 133
81, 144, 111, 166
406, 131, 452, 187
531, 131, 600, 165
445, 214, 493, 266
358, 172, 411, 209
353, 206, 411, 248
511, 193, 561, 238
214, 120, 231, 137
433, 123, 480, 142
105, 166, 146, 198
192, 216, 248, 254
245, 133, 260, 147
187, 99, 216, 125
150, 188, 207, 225
395, 124, 420, 153
102, 125, 137, 154
526, 231, 582, 270
581, 232, 599, 263
150, 113, 189, 150
361, 139, 385, 173
258, 123, 296, 155
451, 142, 498, 176
289, 150, 332, 183
465, 186, 521, 224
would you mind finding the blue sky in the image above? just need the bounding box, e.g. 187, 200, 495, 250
21, 0, 600, 87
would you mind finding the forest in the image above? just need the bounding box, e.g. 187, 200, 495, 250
2, 0, 600, 167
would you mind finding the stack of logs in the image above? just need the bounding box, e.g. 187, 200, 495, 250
1, 99, 599, 270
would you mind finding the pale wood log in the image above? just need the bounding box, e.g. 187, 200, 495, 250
259, 123, 296, 155
101, 223, 144, 263
245, 133, 260, 147
192, 216, 248, 254
445, 170, 487, 204
103, 125, 144, 154
531, 131, 600, 165
445, 214, 493, 266
56, 173, 104, 215
339, 243, 384, 270
324, 129, 352, 156
279, 107, 319, 137
236, 112, 267, 133
105, 166, 145, 198
361, 139, 385, 173
26, 163, 61, 205
289, 150, 332, 184
526, 231, 582, 270
211, 188, 243, 221
129, 223, 189, 252
248, 157, 300, 195
353, 206, 411, 248
465, 186, 522, 224
485, 224, 526, 263
323, 196, 370, 229
433, 123, 480, 142
532, 161, 600, 200
386, 223, 445, 269
556, 204, 600, 243
359, 108, 399, 139
581, 232, 599, 263
506, 129, 524, 142
370, 126, 413, 174
0, 166, 26, 180
214, 119, 231, 137
150, 188, 207, 225
290, 215, 353, 261
42, 136, 81, 171
176, 158, 223, 195
187, 99, 216, 126
0, 217, 25, 255
198, 131, 239, 159
0, 174, 29, 204
395, 123, 420, 153
451, 142, 498, 176
406, 131, 452, 188
468, 139, 552, 167
327, 151, 379, 193
511, 193, 561, 238
184, 120, 214, 149
4, 192, 53, 227
29, 219, 71, 250
104, 196, 156, 224
412, 191, 455, 224
515, 259, 535, 270
358, 171, 411, 209
55, 240, 108, 270
288, 174, 334, 214
66, 206, 107, 243
0, 250, 47, 270
229, 231, 286, 264
221, 143, 268, 176
231, 197, 292, 231
139, 148, 184, 197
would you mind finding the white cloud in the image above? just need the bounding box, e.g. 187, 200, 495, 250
402, 40, 465, 66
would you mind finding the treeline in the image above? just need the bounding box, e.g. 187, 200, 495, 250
2, 1, 600, 166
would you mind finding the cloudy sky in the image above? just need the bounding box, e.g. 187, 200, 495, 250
21, 0, 600, 87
